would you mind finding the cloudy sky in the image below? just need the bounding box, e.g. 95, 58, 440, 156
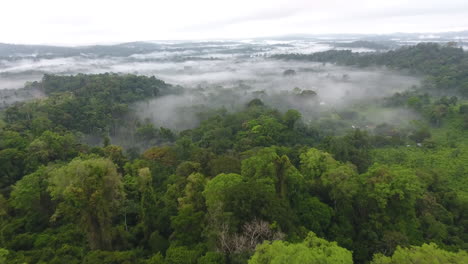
2, 0, 468, 45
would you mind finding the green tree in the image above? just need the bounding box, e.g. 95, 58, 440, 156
371, 243, 468, 264
283, 109, 301, 129
359, 164, 422, 210
26, 130, 78, 168
203, 173, 243, 216
136, 167, 160, 242
48, 157, 124, 250
299, 147, 358, 201
354, 164, 424, 260
9, 166, 53, 230
0, 248, 8, 264
171, 173, 207, 245
242, 147, 303, 199
239, 115, 286, 148
248, 232, 353, 264
203, 173, 244, 245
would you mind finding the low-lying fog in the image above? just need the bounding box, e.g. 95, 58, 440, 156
0, 39, 392, 90
1, 40, 422, 134
132, 59, 420, 130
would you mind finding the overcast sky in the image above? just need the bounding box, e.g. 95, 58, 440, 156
2, 0, 468, 45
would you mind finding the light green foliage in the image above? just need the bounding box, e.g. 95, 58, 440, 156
300, 148, 359, 202
324, 164, 359, 202
10, 168, 45, 210
242, 147, 303, 199
137, 167, 152, 192
171, 173, 207, 245
371, 243, 468, 264
352, 164, 425, 260
241, 148, 280, 181
300, 148, 339, 181
48, 157, 124, 250
360, 164, 423, 209
0, 248, 8, 264
203, 173, 243, 213
203, 173, 243, 241
248, 232, 353, 264
179, 173, 207, 210
240, 115, 286, 147
373, 146, 468, 199
27, 130, 78, 165
10, 166, 49, 212
0, 130, 28, 149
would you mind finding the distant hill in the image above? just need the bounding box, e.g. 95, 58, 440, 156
0, 42, 162, 58
323, 40, 395, 50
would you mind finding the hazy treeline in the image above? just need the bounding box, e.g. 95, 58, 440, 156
273, 42, 468, 96
0, 37, 419, 90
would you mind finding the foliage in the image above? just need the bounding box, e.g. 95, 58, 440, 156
248, 232, 353, 264
371, 243, 468, 264
1, 45, 468, 264
48, 157, 124, 250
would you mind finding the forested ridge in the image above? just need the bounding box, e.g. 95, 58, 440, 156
1, 43, 468, 264
273, 43, 468, 96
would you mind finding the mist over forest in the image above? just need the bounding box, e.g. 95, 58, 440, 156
0, 36, 428, 132
1, 27, 468, 264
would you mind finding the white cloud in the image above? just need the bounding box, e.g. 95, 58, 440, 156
1, 0, 467, 44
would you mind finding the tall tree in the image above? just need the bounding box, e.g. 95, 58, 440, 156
48, 157, 124, 250
249, 232, 353, 264
371, 243, 468, 264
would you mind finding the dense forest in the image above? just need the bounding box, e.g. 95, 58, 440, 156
1, 43, 468, 264
273, 43, 468, 96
